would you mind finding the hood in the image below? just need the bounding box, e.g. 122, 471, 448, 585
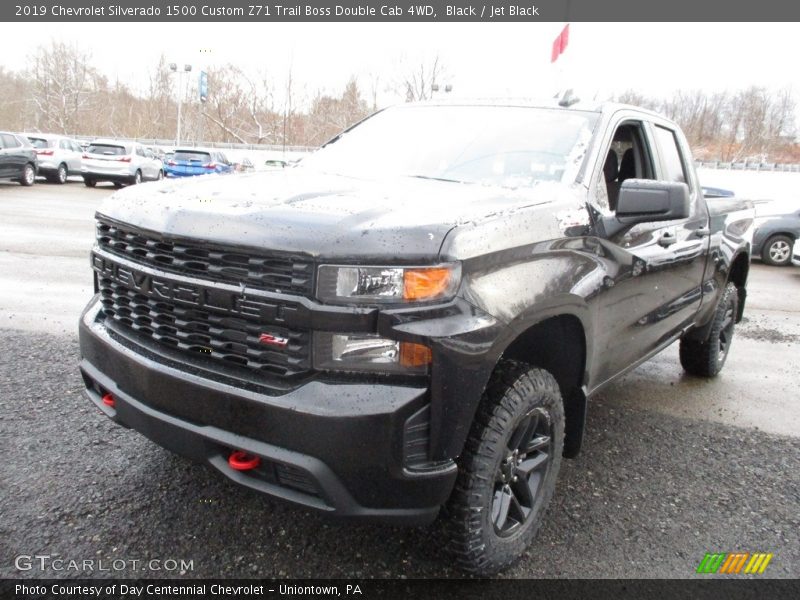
96, 168, 564, 262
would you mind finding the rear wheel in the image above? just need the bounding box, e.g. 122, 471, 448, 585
56, 163, 67, 184
680, 282, 738, 377
19, 163, 36, 186
444, 361, 564, 575
761, 234, 793, 266
156, 170, 164, 181
131, 170, 142, 185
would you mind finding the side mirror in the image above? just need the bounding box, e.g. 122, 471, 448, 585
600, 179, 690, 238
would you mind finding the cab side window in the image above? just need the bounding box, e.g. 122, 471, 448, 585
595, 121, 655, 212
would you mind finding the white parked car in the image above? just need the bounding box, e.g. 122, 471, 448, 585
81, 140, 164, 188
24, 133, 83, 184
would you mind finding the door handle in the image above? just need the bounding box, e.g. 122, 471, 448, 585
658, 231, 678, 247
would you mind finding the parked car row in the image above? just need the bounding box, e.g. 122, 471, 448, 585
0, 132, 252, 188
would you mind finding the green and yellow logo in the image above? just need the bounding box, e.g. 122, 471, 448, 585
696, 552, 773, 574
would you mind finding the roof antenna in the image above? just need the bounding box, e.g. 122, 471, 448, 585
558, 88, 580, 107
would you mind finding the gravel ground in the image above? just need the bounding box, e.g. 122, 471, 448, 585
2, 329, 798, 579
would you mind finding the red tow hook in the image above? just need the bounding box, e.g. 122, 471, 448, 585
102, 393, 115, 407
228, 450, 261, 471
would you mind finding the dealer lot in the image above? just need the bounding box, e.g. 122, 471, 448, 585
1, 181, 798, 578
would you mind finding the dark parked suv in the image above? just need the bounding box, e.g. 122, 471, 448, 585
752, 204, 800, 266
0, 132, 37, 186
79, 101, 754, 574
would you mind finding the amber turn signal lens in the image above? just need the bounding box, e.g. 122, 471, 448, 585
403, 267, 453, 301
399, 342, 432, 368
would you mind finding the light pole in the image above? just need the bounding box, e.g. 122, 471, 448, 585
169, 63, 192, 146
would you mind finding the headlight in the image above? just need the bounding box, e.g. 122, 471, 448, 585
314, 333, 431, 374
316, 264, 460, 304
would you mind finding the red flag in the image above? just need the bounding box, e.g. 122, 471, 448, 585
551, 36, 561, 63
551, 24, 570, 63
560, 24, 569, 53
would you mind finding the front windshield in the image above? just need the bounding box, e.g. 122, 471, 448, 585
301, 105, 598, 189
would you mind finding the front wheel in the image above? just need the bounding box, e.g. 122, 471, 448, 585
83, 178, 96, 188
761, 234, 793, 266
19, 163, 36, 186
680, 282, 738, 377
444, 361, 564, 575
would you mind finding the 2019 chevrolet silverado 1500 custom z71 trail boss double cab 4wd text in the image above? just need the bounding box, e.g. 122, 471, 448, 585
79, 101, 754, 574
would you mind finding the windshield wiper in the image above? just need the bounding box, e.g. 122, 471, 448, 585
407, 174, 467, 184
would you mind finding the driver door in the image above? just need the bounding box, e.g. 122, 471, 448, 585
588, 115, 710, 387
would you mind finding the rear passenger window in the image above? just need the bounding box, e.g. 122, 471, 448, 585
654, 126, 687, 184
2, 134, 21, 148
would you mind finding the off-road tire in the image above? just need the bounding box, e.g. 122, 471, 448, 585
680, 282, 738, 377
444, 360, 564, 575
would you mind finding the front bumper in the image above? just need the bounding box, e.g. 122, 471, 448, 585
79, 298, 460, 524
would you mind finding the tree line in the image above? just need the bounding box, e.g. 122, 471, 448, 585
1, 41, 797, 162
617, 87, 798, 163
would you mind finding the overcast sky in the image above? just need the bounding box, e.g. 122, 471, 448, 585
3, 22, 799, 107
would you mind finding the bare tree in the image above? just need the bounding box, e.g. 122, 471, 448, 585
395, 55, 447, 102
28, 41, 100, 134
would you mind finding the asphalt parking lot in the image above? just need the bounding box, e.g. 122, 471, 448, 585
1, 180, 799, 579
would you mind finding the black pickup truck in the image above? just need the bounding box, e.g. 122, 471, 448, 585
79, 101, 754, 574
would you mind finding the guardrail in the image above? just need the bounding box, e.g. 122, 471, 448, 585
696, 161, 800, 172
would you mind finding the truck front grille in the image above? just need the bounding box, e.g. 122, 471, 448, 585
96, 218, 313, 297
98, 277, 310, 378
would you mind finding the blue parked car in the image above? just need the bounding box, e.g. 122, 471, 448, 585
165, 149, 233, 178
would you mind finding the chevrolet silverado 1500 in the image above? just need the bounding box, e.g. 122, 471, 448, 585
79, 100, 754, 574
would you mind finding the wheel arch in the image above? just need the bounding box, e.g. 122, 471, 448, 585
495, 313, 588, 458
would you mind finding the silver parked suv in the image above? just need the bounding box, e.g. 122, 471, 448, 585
81, 139, 164, 188
24, 134, 84, 184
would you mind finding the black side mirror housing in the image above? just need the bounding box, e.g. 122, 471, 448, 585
600, 179, 690, 238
